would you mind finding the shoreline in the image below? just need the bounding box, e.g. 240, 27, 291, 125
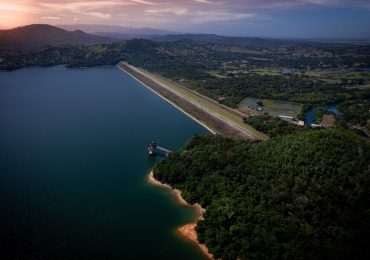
117, 62, 268, 140
116, 64, 216, 135
147, 171, 213, 260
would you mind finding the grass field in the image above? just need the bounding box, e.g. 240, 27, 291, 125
249, 68, 281, 76
207, 70, 229, 78
239, 98, 302, 118
304, 70, 370, 85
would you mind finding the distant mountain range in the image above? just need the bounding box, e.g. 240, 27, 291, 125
58, 24, 173, 40
2, 24, 366, 52
37, 24, 305, 48
0, 24, 113, 49
151, 34, 303, 48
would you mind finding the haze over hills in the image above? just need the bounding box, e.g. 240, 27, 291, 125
0, 24, 114, 50
0, 23, 311, 53
0, 24, 298, 50
58, 24, 173, 40
2, 23, 368, 52
151, 34, 300, 48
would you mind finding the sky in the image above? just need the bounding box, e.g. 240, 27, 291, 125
1, 0, 370, 38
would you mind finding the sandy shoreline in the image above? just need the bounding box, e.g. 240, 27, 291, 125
148, 171, 213, 260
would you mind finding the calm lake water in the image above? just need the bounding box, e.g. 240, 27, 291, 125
0, 66, 208, 259
304, 104, 340, 125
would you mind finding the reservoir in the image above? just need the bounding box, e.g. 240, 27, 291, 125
0, 66, 208, 259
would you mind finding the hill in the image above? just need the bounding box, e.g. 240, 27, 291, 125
0, 24, 113, 49
58, 24, 172, 40
151, 33, 303, 48
154, 129, 370, 259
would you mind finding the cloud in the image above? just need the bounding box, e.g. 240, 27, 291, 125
130, 0, 157, 5
192, 10, 256, 23
218, 0, 370, 9
0, 1, 40, 14
145, 7, 188, 16
1, 0, 370, 30
85, 12, 111, 19
37, 1, 123, 20
37, 1, 133, 11
41, 16, 60, 20
145, 6, 256, 24
192, 0, 219, 4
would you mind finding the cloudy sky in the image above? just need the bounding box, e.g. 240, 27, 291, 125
1, 0, 370, 38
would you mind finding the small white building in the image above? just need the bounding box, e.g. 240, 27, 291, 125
279, 115, 305, 127
278, 115, 294, 120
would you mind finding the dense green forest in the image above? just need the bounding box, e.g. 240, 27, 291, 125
154, 130, 370, 259
244, 115, 308, 137
338, 99, 370, 131
313, 108, 331, 124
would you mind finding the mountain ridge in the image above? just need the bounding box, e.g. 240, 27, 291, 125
58, 24, 173, 40
0, 24, 114, 50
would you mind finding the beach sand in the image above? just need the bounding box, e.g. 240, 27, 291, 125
148, 171, 213, 260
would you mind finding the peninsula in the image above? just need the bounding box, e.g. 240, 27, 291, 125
153, 131, 370, 259
148, 171, 213, 259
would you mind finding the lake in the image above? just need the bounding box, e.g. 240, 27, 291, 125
304, 104, 340, 125
0, 66, 209, 259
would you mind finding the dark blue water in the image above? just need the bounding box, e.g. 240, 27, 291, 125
305, 108, 315, 125
0, 66, 208, 259
305, 104, 339, 125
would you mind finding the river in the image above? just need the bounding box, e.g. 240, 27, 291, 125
0, 66, 209, 259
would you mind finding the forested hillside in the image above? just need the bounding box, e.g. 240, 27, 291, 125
154, 129, 370, 259
244, 115, 308, 137
0, 24, 113, 49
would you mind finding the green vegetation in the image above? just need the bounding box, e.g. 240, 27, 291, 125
1, 39, 369, 107
313, 108, 332, 124
240, 98, 302, 118
207, 70, 229, 79
244, 115, 307, 137
249, 68, 281, 76
154, 130, 370, 259
297, 104, 312, 121
1, 37, 368, 133
187, 73, 355, 107
338, 99, 370, 132
304, 70, 370, 86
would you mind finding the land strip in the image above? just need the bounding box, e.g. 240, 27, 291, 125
147, 171, 213, 260
118, 62, 268, 141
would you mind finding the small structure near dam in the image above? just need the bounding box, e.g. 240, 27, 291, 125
278, 115, 305, 126
147, 141, 173, 157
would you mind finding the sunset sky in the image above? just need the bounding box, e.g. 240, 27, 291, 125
1, 0, 370, 38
